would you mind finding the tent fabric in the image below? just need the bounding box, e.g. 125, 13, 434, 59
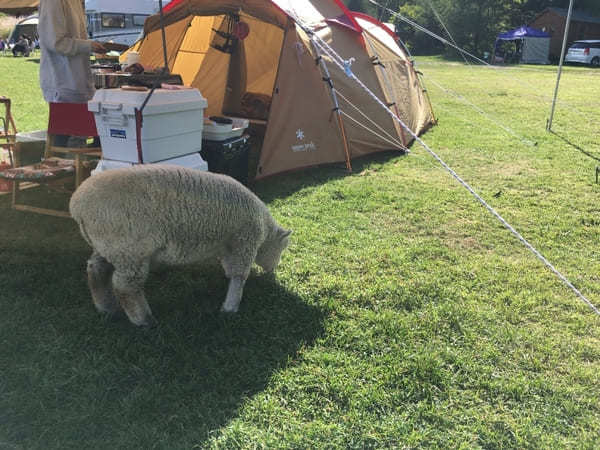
258, 26, 347, 176
497, 26, 550, 40
0, 0, 38, 14
138, 0, 434, 179
162, 0, 360, 31
325, 15, 361, 33
495, 26, 550, 65
8, 14, 38, 44
520, 37, 550, 64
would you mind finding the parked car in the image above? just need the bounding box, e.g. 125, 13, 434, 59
565, 40, 600, 67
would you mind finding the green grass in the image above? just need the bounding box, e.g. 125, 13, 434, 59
1, 55, 600, 448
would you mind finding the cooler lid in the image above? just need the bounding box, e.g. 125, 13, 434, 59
89, 88, 208, 115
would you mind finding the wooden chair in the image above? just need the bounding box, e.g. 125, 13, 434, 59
9, 102, 101, 218
0, 96, 18, 166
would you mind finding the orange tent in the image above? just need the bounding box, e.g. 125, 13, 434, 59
0, 0, 38, 15
136, 0, 435, 179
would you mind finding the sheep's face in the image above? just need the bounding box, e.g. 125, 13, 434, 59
256, 228, 292, 273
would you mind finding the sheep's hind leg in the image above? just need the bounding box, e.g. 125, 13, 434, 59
112, 261, 156, 327
87, 251, 120, 314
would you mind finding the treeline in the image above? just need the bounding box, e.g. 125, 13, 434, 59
342, 0, 600, 56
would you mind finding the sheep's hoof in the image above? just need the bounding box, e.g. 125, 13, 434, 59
94, 301, 122, 315
220, 304, 239, 314
130, 314, 158, 328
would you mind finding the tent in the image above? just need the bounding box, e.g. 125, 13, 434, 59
495, 26, 551, 65
0, 0, 38, 15
135, 0, 435, 179
7, 13, 37, 44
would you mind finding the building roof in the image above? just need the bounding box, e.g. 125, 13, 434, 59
546, 7, 600, 25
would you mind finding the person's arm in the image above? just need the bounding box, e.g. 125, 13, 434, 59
91, 41, 107, 53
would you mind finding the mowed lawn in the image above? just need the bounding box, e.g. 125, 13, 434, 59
1, 55, 599, 448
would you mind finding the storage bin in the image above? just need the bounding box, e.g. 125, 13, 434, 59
15, 130, 46, 166
89, 88, 207, 163
200, 135, 250, 185
203, 117, 249, 141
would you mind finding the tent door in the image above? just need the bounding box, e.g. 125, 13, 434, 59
220, 14, 285, 123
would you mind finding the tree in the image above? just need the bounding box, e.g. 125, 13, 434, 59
341, 0, 600, 56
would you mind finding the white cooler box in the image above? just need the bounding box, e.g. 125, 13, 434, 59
89, 88, 207, 163
92, 153, 208, 175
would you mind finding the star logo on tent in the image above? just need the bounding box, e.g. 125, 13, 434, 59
296, 129, 305, 140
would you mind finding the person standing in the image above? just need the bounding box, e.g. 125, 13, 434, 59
38, 0, 106, 103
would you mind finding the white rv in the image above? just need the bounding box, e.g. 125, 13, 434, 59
85, 0, 172, 47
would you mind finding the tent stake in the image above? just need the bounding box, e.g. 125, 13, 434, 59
547, 0, 573, 132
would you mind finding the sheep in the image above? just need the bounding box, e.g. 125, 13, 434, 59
69, 165, 292, 326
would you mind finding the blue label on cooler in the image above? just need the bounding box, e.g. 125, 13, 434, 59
110, 129, 127, 139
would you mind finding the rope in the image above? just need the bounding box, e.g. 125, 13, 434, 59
334, 89, 404, 148
424, 0, 470, 65
367, 0, 596, 125
362, 32, 409, 145
306, 30, 600, 317
423, 74, 537, 147
367, 0, 488, 64
340, 111, 404, 149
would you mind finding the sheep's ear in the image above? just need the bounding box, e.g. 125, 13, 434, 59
279, 229, 292, 239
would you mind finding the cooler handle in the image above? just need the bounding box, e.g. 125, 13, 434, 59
100, 104, 127, 127
101, 103, 123, 112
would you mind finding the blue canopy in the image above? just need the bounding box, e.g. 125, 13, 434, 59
496, 26, 550, 41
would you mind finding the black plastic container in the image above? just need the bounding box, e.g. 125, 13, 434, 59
200, 134, 250, 185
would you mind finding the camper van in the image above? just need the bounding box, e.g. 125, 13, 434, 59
85, 0, 172, 47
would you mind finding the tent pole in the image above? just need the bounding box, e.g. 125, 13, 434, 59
309, 38, 352, 172
158, 0, 169, 72
547, 0, 573, 132
336, 114, 352, 172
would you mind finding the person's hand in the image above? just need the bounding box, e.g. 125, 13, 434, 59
91, 41, 107, 54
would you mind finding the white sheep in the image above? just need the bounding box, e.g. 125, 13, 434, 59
69, 165, 292, 326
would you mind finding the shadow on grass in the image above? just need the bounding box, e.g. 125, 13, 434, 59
253, 149, 408, 203
0, 198, 325, 448
549, 130, 600, 163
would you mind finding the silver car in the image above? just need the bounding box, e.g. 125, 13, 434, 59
565, 40, 600, 67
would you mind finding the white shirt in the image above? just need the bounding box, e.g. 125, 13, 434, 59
38, 0, 94, 103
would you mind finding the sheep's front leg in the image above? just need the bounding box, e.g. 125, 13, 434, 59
87, 251, 120, 314
220, 246, 254, 313
112, 261, 156, 327
221, 276, 247, 313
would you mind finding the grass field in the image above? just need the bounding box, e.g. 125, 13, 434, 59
1, 54, 599, 448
